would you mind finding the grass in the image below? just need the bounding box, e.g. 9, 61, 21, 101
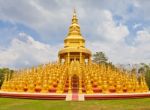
0, 98, 150, 110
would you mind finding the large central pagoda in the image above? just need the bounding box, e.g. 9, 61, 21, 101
0, 10, 149, 95
58, 9, 91, 64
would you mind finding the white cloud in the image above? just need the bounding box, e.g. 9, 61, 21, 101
96, 10, 129, 42
88, 27, 150, 64
0, 0, 71, 31
134, 28, 150, 44
0, 0, 148, 42
133, 23, 142, 29
0, 0, 71, 45
0, 0, 150, 68
0, 32, 62, 69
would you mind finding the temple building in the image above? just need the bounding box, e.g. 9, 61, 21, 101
0, 10, 149, 94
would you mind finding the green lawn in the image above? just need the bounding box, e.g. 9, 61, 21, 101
0, 98, 150, 110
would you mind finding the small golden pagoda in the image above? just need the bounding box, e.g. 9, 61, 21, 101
58, 9, 91, 64
0, 10, 149, 94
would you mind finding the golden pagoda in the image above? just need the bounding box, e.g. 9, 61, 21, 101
58, 9, 91, 64
0, 10, 149, 94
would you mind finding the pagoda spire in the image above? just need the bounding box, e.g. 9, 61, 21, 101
72, 8, 78, 24
67, 9, 82, 36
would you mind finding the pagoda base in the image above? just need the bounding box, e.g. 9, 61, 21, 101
0, 91, 66, 100
85, 92, 150, 100
1, 91, 150, 101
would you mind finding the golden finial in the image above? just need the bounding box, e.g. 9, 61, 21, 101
73, 8, 76, 16
66, 8, 82, 36
72, 8, 78, 24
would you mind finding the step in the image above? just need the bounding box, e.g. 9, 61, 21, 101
72, 93, 78, 101
66, 94, 72, 101
78, 94, 85, 101
66, 94, 85, 101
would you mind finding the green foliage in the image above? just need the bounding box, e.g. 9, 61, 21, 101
0, 72, 4, 87
138, 64, 150, 89
0, 68, 14, 88
145, 69, 150, 90
93, 52, 108, 64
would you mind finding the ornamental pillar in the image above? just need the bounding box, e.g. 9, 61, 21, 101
58, 55, 61, 64
88, 56, 91, 64
67, 52, 70, 64
80, 52, 82, 63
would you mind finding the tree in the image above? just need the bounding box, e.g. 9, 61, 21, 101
93, 52, 108, 64
138, 64, 150, 89
0, 72, 4, 88
0, 68, 14, 88
145, 70, 150, 89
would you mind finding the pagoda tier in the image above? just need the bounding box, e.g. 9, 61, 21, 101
58, 9, 91, 64
1, 61, 149, 94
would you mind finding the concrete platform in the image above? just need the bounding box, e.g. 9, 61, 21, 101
1, 91, 150, 101
0, 91, 66, 100
85, 92, 150, 100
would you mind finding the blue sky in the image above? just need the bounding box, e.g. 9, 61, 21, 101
0, 0, 150, 69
